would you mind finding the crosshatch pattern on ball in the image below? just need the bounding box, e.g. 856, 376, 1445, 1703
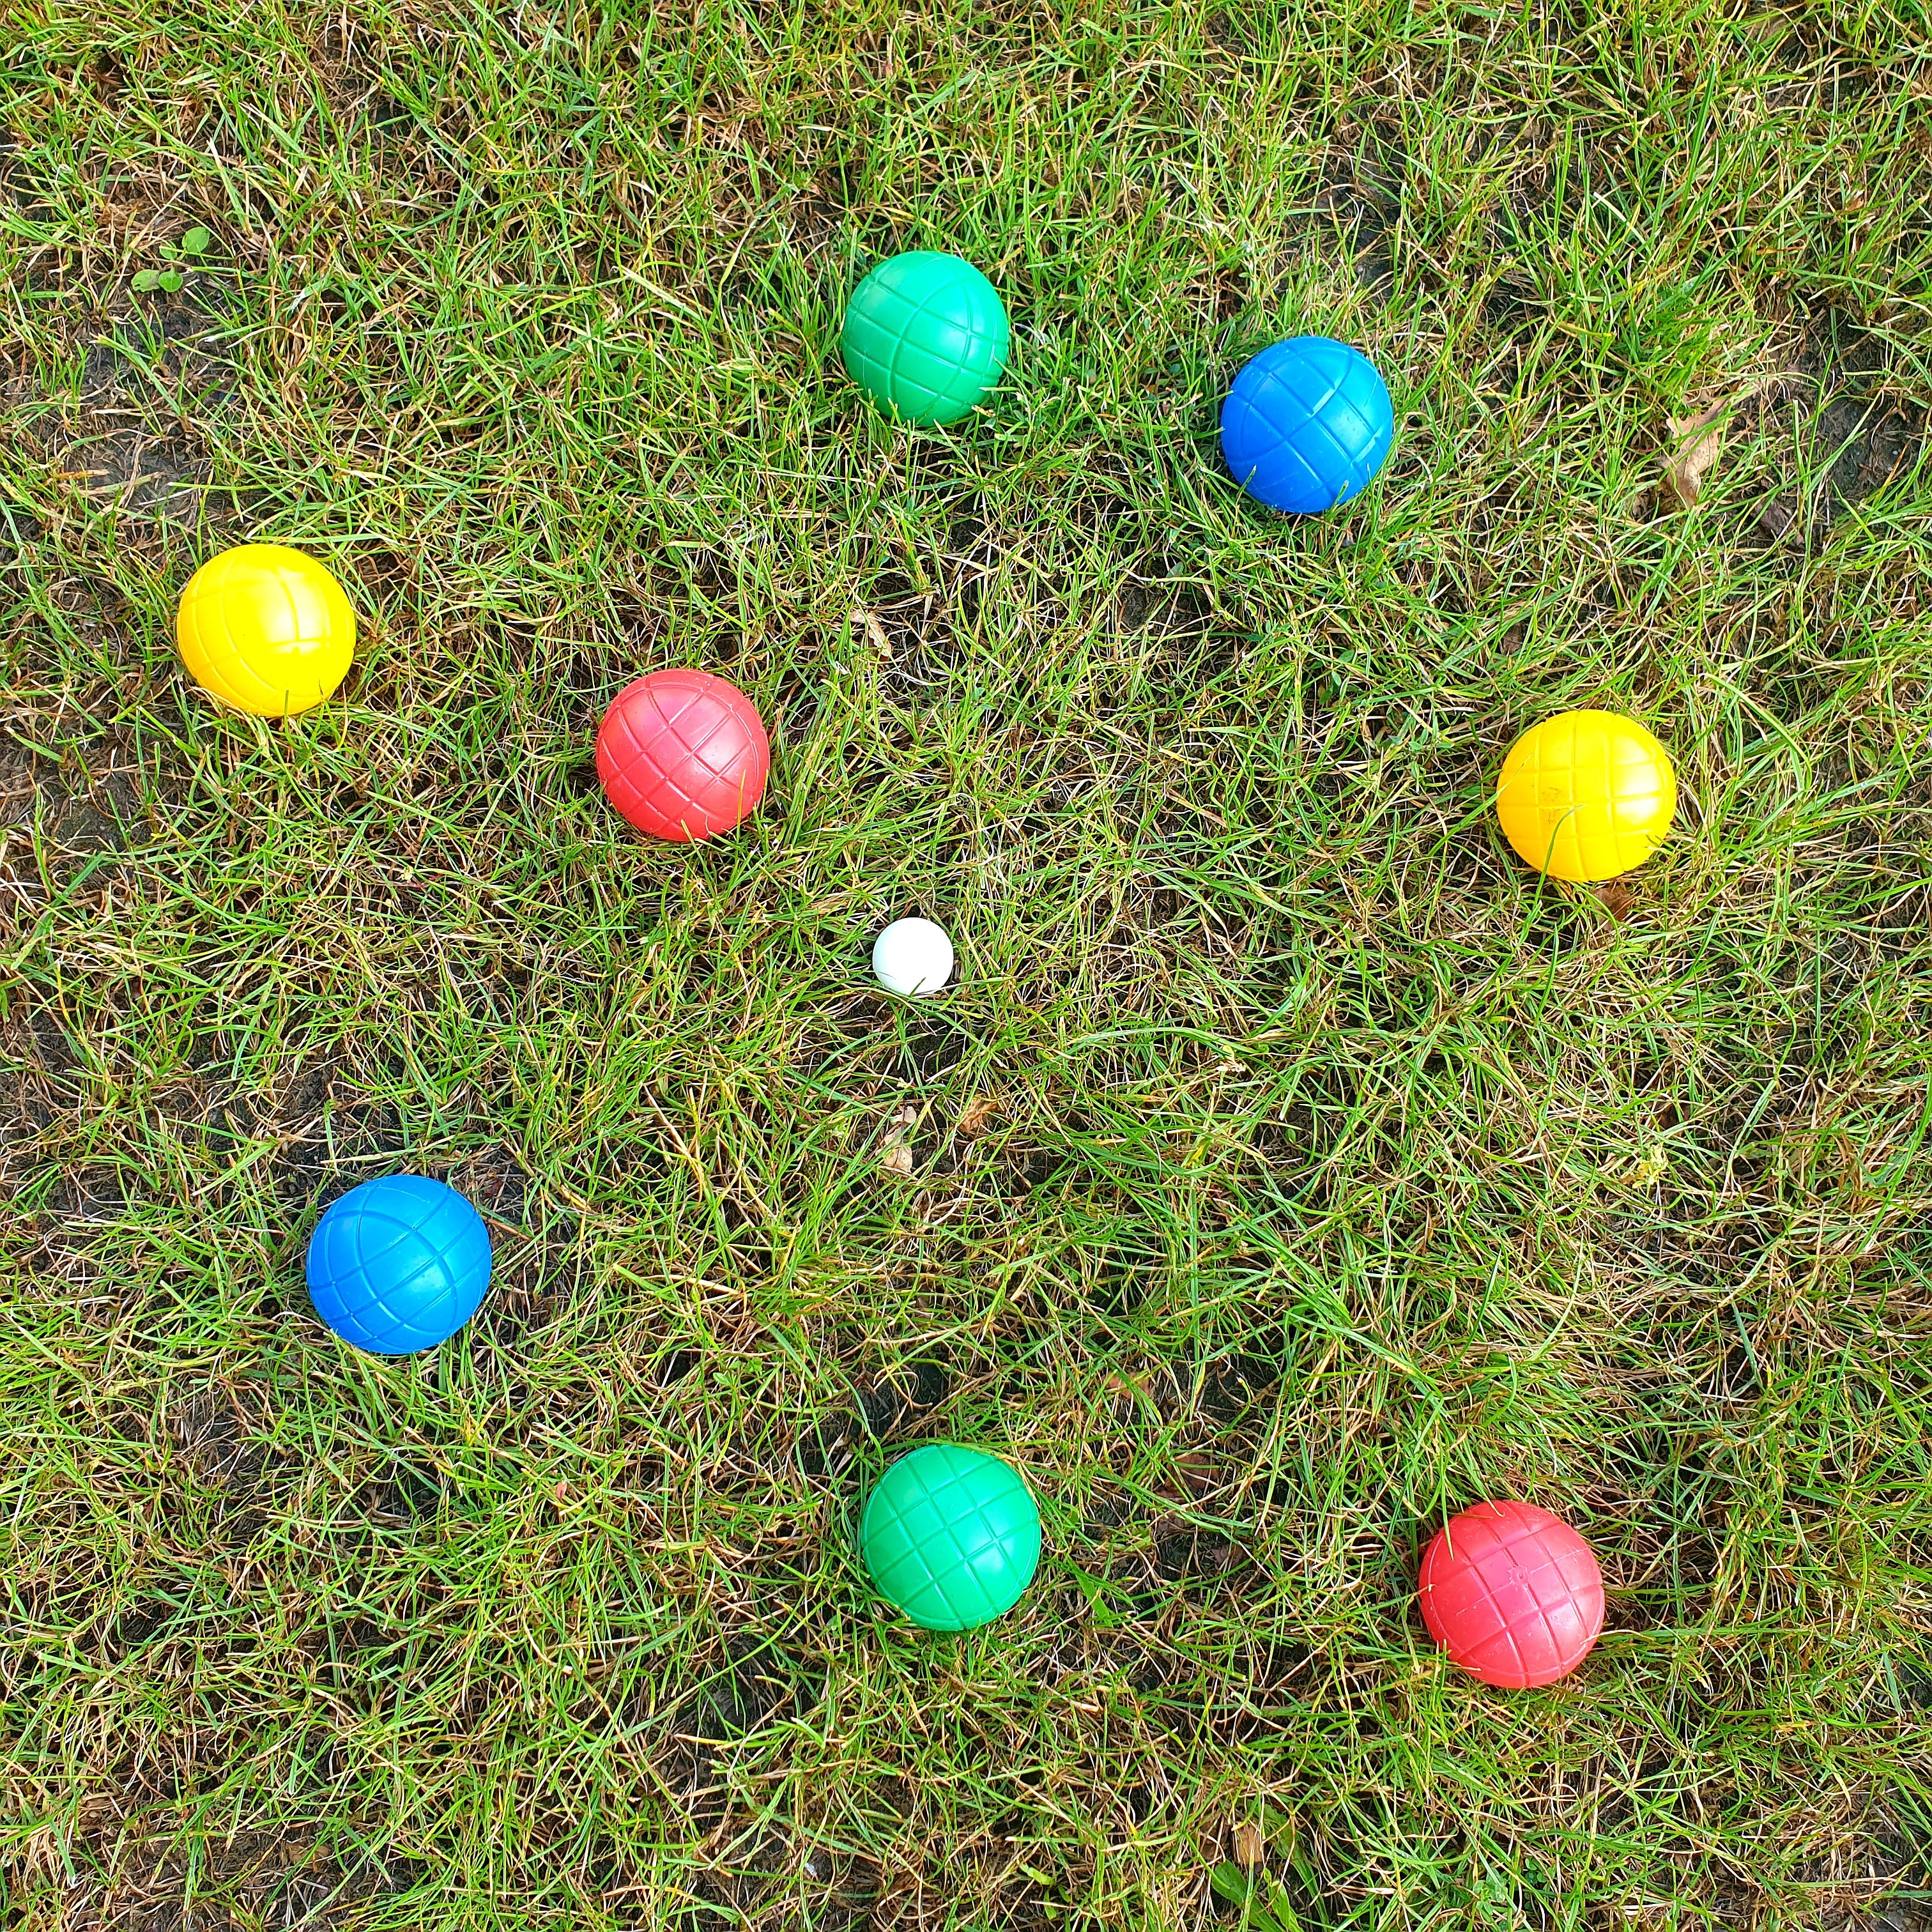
839, 252, 1010, 426
1418, 1500, 1606, 1689
1495, 709, 1676, 882
304, 1176, 493, 1356
862, 1445, 1041, 1631
1219, 337, 1394, 513
176, 544, 356, 716
595, 669, 771, 841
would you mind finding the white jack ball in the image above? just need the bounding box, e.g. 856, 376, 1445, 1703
871, 917, 954, 996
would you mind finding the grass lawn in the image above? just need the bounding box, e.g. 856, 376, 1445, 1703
4, 0, 1932, 1924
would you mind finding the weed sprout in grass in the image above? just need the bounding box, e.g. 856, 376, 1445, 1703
132, 223, 211, 293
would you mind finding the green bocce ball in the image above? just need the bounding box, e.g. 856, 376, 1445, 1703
861, 1444, 1040, 1630
839, 251, 1010, 426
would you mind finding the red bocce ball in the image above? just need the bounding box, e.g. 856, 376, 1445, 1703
595, 669, 770, 841
1418, 1499, 1605, 1689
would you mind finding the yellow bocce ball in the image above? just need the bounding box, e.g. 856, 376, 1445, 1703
1496, 709, 1676, 882
176, 544, 355, 717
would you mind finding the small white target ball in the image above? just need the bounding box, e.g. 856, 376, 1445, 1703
871, 917, 954, 996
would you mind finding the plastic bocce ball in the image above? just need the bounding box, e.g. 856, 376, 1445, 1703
872, 917, 954, 996
840, 252, 1009, 426
1220, 337, 1394, 513
1496, 709, 1676, 883
596, 670, 770, 841
176, 544, 356, 716
862, 1444, 1040, 1631
1418, 1499, 1605, 1689
305, 1175, 492, 1356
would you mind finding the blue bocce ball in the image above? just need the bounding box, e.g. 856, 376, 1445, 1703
304, 1175, 492, 1354
1219, 336, 1394, 514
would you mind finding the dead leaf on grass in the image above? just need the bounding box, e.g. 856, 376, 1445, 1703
1663, 385, 1761, 506
956, 1094, 1001, 1137
850, 606, 892, 656
1232, 1820, 1265, 1867
881, 1101, 917, 1176
1663, 399, 1728, 505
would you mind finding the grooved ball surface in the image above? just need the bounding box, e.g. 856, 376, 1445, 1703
176, 544, 355, 716
1419, 1500, 1606, 1688
595, 670, 770, 841
1496, 709, 1676, 882
304, 1176, 492, 1356
839, 252, 1009, 425
1219, 337, 1394, 513
862, 1445, 1040, 1631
